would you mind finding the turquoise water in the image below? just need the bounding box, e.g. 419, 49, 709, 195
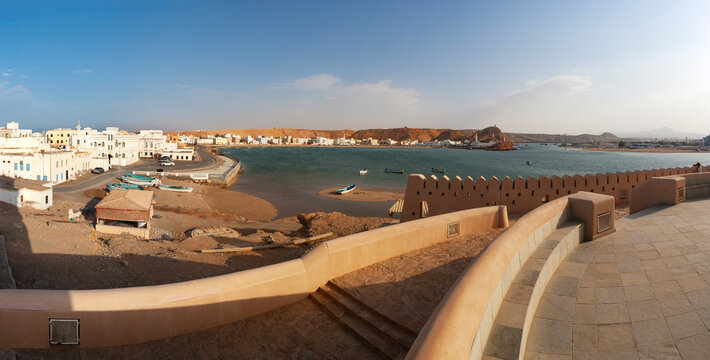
223, 145, 710, 217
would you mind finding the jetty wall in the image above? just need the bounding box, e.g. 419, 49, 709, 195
401, 166, 700, 221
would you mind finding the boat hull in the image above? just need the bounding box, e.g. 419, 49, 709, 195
336, 184, 357, 194
158, 185, 194, 193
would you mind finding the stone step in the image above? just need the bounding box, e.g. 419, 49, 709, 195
483, 221, 584, 360
310, 282, 413, 360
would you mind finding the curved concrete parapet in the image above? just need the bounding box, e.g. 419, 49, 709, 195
406, 191, 615, 360
0, 206, 508, 349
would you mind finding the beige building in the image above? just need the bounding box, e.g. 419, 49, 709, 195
47, 129, 78, 148
95, 189, 154, 239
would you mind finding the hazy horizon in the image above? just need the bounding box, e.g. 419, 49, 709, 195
2, 1, 709, 135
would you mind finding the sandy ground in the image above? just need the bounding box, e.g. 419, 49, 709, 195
318, 186, 404, 202
579, 146, 709, 153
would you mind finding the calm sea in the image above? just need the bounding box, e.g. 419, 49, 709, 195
223, 145, 710, 218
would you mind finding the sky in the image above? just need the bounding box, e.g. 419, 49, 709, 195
1, 1, 709, 134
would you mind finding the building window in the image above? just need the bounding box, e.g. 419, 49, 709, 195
19, 163, 23, 171
13, 163, 17, 170
26, 164, 30, 171
20, 195, 23, 203
43, 176, 47, 181
45, 195, 49, 204
37, 175, 40, 180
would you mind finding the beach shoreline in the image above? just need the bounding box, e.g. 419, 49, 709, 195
577, 147, 709, 154
318, 186, 404, 202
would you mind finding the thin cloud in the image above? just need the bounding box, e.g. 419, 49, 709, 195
1, 69, 14, 77
173, 83, 239, 98
288, 74, 342, 90
74, 69, 94, 74
287, 74, 420, 109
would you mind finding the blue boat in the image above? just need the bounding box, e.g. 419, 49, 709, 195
384, 169, 404, 174
336, 184, 356, 194
124, 173, 156, 181
106, 183, 143, 190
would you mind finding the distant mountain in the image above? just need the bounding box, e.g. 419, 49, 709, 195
614, 127, 706, 140
506, 132, 619, 144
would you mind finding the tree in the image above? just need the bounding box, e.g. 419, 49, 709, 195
618, 140, 626, 148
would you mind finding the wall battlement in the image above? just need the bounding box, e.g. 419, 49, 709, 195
401, 167, 698, 221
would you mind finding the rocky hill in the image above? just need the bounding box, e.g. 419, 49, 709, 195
170, 128, 355, 139
169, 126, 614, 144
506, 132, 619, 143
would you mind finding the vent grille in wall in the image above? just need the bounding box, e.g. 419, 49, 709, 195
597, 212, 611, 233
49, 318, 80, 345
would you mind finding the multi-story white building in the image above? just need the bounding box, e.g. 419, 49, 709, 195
138, 130, 167, 158
71, 127, 141, 168
0, 149, 90, 184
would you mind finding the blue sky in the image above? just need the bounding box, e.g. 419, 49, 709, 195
1, 1, 709, 134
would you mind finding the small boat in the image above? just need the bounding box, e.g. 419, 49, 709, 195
121, 176, 160, 186
526, 161, 532, 166
336, 184, 356, 194
359, 169, 368, 175
384, 169, 404, 174
158, 184, 194, 193
432, 168, 445, 174
124, 173, 156, 181
106, 183, 143, 190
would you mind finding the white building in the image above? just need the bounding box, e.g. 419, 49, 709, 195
0, 176, 53, 210
138, 130, 167, 158
0, 150, 89, 184
161, 142, 195, 161
71, 127, 141, 168
197, 138, 215, 145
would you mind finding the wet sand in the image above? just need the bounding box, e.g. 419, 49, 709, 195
318, 186, 404, 202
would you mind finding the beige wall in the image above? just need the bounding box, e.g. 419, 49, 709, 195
406, 192, 615, 360
630, 172, 710, 214
401, 166, 696, 221
0, 205, 507, 349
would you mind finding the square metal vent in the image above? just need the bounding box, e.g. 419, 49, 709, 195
597, 212, 611, 233
49, 318, 80, 345
447, 222, 460, 237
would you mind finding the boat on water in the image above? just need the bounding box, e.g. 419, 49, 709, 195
526, 161, 532, 166
106, 183, 143, 190
432, 168, 445, 174
384, 169, 404, 174
158, 184, 194, 193
336, 184, 356, 194
359, 169, 368, 175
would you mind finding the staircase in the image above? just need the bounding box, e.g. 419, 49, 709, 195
309, 281, 417, 360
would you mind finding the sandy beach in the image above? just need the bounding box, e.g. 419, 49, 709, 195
318, 186, 404, 202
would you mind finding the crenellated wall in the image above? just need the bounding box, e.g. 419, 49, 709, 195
401, 167, 698, 221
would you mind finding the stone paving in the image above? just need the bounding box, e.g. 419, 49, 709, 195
526, 198, 710, 360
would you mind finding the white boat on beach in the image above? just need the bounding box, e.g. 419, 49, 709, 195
121, 176, 160, 186
336, 184, 356, 195
359, 169, 368, 175
158, 184, 194, 193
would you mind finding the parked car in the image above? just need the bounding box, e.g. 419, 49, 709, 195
91, 167, 105, 174
160, 160, 175, 166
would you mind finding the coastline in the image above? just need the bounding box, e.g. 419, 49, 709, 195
318, 186, 404, 202
577, 147, 709, 154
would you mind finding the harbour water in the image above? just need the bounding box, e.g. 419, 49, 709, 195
223, 145, 710, 218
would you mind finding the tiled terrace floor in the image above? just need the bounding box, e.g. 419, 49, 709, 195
526, 198, 710, 360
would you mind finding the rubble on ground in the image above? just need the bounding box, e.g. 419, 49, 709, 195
297, 212, 396, 237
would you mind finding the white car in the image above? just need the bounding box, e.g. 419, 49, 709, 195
160, 160, 175, 166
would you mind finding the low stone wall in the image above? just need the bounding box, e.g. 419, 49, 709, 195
0, 205, 507, 349
406, 192, 614, 360
630, 172, 710, 213
132, 157, 240, 185
401, 166, 696, 221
